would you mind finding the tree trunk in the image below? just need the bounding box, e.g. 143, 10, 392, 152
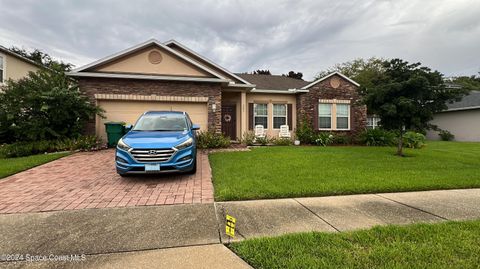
396, 128, 404, 156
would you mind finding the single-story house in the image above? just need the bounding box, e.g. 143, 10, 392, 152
0, 45, 42, 87
67, 39, 366, 141
427, 90, 480, 141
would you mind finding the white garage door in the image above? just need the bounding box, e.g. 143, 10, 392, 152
96, 100, 208, 141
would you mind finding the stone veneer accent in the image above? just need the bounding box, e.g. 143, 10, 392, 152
296, 74, 367, 137
78, 77, 222, 134
94, 94, 209, 102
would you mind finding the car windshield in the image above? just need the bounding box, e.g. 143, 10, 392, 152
133, 114, 188, 131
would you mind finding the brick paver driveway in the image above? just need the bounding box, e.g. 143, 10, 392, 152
0, 150, 214, 214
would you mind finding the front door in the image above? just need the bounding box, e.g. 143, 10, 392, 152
221, 104, 236, 140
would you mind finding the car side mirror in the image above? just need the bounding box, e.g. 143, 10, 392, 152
192, 124, 200, 130
125, 124, 133, 133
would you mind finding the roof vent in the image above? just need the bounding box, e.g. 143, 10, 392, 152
330, 77, 341, 88
148, 50, 163, 64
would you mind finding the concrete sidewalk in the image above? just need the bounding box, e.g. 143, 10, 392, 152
4, 245, 252, 269
215, 188, 480, 240
1, 188, 479, 268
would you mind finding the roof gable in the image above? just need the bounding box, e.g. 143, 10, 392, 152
0, 45, 45, 69
71, 39, 225, 79
302, 72, 360, 89
92, 44, 213, 77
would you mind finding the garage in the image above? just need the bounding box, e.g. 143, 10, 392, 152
96, 99, 208, 141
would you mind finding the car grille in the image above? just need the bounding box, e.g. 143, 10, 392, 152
130, 148, 176, 163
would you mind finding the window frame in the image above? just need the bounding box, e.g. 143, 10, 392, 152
335, 103, 350, 130
0, 53, 5, 85
253, 103, 268, 129
272, 103, 288, 129
318, 103, 333, 130
318, 100, 351, 131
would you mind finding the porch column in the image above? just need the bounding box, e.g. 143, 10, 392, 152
240, 91, 247, 137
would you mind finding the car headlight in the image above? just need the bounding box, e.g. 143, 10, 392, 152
174, 137, 193, 150
117, 138, 131, 151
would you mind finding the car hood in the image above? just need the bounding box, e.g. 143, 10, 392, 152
122, 130, 191, 149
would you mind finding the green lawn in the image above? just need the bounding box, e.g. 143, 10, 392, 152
210, 141, 480, 201
229, 220, 480, 269
0, 152, 70, 179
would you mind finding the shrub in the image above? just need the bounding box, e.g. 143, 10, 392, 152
358, 128, 396, 146
196, 131, 231, 149
0, 136, 102, 158
255, 136, 271, 146
403, 131, 426, 149
241, 131, 256, 146
295, 117, 315, 144
0, 65, 103, 143
314, 132, 334, 147
332, 134, 352, 145
272, 138, 292, 146
60, 135, 102, 151
439, 130, 455, 141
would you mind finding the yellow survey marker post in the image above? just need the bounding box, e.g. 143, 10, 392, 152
226, 214, 236, 238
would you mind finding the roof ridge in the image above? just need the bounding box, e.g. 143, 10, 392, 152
235, 73, 307, 80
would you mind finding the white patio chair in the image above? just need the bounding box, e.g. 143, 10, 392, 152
279, 125, 291, 138
254, 125, 266, 138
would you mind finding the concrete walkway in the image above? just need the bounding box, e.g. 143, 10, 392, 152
1, 188, 480, 268
216, 188, 480, 240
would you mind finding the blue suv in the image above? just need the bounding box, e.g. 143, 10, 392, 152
115, 111, 199, 176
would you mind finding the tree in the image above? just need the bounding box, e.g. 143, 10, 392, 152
365, 59, 467, 156
452, 73, 480, 92
282, 71, 303, 80
9, 46, 73, 71
252, 69, 271, 75
0, 64, 102, 143
316, 57, 386, 91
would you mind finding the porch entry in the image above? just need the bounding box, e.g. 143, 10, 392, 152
221, 104, 236, 139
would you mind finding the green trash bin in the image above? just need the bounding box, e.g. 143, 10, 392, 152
104, 122, 125, 148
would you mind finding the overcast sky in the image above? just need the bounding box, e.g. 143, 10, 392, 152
0, 0, 479, 80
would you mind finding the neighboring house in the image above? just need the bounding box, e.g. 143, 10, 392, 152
0, 45, 42, 86
67, 39, 366, 141
427, 91, 480, 141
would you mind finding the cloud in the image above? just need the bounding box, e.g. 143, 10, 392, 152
0, 0, 478, 80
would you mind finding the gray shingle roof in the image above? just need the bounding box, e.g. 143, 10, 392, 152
447, 91, 480, 110
235, 73, 310, 91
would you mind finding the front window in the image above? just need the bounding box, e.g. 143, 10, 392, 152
0, 55, 4, 84
318, 101, 350, 130
336, 104, 349, 130
254, 103, 268, 128
318, 103, 332, 129
273, 104, 287, 129
133, 113, 188, 131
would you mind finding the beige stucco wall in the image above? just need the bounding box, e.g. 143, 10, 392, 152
426, 109, 480, 141
1, 53, 39, 83
94, 45, 211, 77
246, 93, 297, 138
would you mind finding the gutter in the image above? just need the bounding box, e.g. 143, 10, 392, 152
250, 88, 310, 94
67, 71, 230, 83
440, 106, 480, 112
